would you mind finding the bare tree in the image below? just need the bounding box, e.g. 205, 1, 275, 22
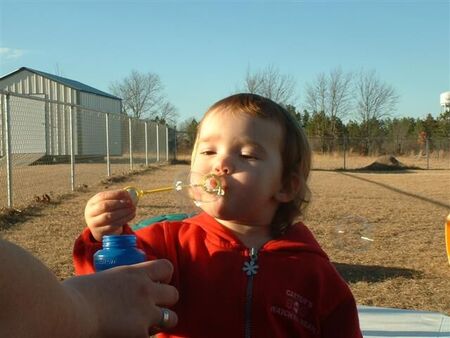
355, 69, 399, 154
305, 73, 327, 115
110, 70, 165, 119
305, 67, 353, 137
241, 65, 297, 106
329, 68, 353, 123
305, 73, 328, 149
355, 70, 398, 135
244, 68, 264, 94
156, 100, 179, 127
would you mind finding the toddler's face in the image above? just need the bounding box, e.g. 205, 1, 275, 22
191, 111, 286, 226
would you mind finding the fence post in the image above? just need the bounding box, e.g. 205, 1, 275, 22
437, 140, 440, 160
44, 95, 50, 155
69, 105, 75, 191
343, 135, 347, 170
145, 121, 148, 166
173, 127, 177, 161
426, 138, 430, 170
165, 125, 169, 161
3, 94, 13, 207
129, 117, 133, 171
105, 113, 111, 177
156, 124, 160, 162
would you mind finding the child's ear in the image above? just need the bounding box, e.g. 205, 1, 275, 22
275, 173, 301, 203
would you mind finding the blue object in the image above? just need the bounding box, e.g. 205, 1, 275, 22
94, 234, 146, 271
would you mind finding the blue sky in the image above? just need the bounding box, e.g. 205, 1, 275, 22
1, 0, 449, 124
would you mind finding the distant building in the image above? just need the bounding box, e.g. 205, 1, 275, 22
0, 67, 123, 160
440, 91, 450, 112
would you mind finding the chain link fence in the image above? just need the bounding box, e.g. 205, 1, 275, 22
308, 135, 450, 170
175, 131, 450, 171
2, 90, 448, 209
0, 91, 176, 209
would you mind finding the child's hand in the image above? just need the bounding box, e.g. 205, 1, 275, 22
85, 190, 136, 242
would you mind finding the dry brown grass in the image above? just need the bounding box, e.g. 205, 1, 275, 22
306, 169, 449, 314
1, 162, 449, 315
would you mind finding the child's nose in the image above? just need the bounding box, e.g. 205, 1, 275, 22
213, 155, 234, 175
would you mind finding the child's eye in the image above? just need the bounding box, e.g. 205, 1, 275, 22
200, 150, 216, 156
241, 153, 258, 160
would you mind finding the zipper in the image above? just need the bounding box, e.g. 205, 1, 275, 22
242, 247, 259, 338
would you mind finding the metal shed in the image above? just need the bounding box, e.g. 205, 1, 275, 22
0, 67, 123, 159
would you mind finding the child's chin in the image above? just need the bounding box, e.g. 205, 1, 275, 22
200, 201, 231, 218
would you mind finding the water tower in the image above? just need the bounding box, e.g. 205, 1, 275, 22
440, 91, 450, 112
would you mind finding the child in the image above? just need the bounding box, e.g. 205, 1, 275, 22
74, 93, 362, 337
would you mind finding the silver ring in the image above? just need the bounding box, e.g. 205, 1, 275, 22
159, 308, 170, 328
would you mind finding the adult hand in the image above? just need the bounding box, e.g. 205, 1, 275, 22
63, 259, 179, 337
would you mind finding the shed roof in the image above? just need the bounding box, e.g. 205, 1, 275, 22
0, 67, 121, 100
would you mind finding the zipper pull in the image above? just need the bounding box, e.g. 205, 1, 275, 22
242, 247, 259, 276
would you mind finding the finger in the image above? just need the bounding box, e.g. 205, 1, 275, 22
89, 190, 133, 206
158, 307, 178, 328
87, 199, 134, 218
140, 259, 174, 283
89, 209, 136, 228
132, 260, 179, 305
92, 225, 124, 238
154, 283, 179, 306
148, 307, 178, 335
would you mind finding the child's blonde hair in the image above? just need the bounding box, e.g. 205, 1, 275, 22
192, 93, 311, 237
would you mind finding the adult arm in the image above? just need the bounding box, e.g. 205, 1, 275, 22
0, 239, 178, 338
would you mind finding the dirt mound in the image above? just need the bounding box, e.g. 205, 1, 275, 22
361, 155, 408, 171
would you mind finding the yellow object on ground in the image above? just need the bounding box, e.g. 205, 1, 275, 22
446, 214, 450, 265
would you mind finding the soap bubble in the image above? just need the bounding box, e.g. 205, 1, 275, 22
124, 171, 225, 206
177, 171, 224, 205
333, 215, 375, 253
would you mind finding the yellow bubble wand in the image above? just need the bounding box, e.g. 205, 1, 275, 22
124, 173, 225, 205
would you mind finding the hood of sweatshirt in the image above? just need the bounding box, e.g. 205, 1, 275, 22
186, 212, 329, 260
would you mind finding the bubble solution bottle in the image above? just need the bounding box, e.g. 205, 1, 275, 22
94, 234, 146, 272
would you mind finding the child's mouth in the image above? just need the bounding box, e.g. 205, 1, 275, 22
202, 173, 226, 197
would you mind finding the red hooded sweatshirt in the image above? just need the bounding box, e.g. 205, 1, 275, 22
74, 212, 362, 338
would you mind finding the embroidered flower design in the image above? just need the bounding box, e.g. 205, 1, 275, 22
243, 260, 259, 276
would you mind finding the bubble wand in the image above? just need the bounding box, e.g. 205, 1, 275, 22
124, 173, 225, 205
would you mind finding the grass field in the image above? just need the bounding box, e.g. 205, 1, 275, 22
1, 162, 449, 315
